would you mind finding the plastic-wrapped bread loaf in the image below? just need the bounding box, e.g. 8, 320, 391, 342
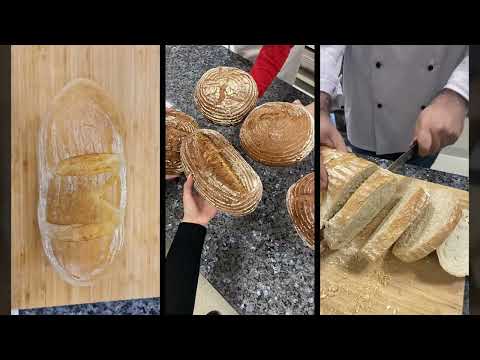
180, 128, 262, 216
287, 172, 314, 249
194, 67, 258, 125
240, 102, 314, 167
165, 109, 199, 176
38, 78, 127, 286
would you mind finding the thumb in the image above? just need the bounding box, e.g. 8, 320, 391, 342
415, 127, 432, 157
293, 99, 302, 105
329, 129, 348, 152
183, 174, 195, 201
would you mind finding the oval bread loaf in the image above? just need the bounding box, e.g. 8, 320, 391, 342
240, 102, 314, 166
180, 128, 262, 216
194, 66, 258, 125
286, 172, 314, 249
165, 109, 199, 176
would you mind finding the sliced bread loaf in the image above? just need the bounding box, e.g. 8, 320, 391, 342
392, 188, 462, 263
320, 150, 377, 230
360, 184, 430, 262
324, 168, 398, 250
436, 209, 469, 277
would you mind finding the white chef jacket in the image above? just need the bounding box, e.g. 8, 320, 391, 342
227, 45, 305, 85
320, 45, 469, 154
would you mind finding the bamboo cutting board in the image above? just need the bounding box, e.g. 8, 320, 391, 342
320, 176, 468, 315
11, 45, 160, 309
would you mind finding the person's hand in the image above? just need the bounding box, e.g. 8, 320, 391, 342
320, 92, 347, 191
293, 99, 314, 119
414, 89, 467, 157
182, 174, 217, 226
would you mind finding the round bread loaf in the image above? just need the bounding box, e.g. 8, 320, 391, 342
165, 109, 199, 176
38, 78, 127, 286
240, 102, 314, 166
180, 129, 262, 216
194, 66, 258, 125
286, 172, 314, 249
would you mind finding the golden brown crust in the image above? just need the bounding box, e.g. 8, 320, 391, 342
240, 102, 314, 166
286, 172, 314, 249
55, 153, 121, 176
194, 67, 258, 125
180, 128, 262, 216
165, 109, 199, 175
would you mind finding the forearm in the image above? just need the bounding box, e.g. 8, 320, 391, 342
320, 91, 332, 114
165, 222, 207, 315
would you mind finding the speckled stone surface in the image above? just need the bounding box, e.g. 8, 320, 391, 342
19, 298, 160, 315
165, 45, 314, 315
355, 153, 469, 314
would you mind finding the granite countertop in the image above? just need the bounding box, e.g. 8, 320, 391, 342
355, 153, 470, 315
19, 298, 160, 315
165, 45, 314, 315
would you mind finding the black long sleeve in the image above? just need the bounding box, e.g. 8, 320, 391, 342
165, 222, 207, 315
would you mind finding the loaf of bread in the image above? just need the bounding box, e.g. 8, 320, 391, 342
165, 109, 199, 176
360, 184, 430, 262
286, 172, 314, 249
180, 128, 262, 216
38, 78, 127, 286
194, 66, 258, 125
393, 188, 462, 262
320, 147, 377, 230
240, 102, 314, 166
324, 168, 398, 250
437, 209, 469, 277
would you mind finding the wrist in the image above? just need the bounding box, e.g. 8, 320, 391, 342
182, 218, 208, 228
437, 88, 468, 115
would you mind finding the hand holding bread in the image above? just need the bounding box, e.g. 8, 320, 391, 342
320, 109, 347, 191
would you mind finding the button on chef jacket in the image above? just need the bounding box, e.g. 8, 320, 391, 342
320, 45, 469, 155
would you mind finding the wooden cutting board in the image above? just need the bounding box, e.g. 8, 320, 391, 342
11, 45, 160, 309
320, 175, 468, 315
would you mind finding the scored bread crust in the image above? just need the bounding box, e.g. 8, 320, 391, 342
320, 149, 377, 230
240, 102, 314, 166
180, 128, 262, 216
324, 168, 398, 250
38, 78, 127, 286
360, 185, 430, 262
392, 189, 462, 263
437, 209, 469, 277
165, 109, 199, 175
194, 66, 258, 126
286, 172, 314, 249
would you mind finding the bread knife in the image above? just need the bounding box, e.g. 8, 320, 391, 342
387, 141, 418, 174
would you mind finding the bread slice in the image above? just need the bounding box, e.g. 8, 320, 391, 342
324, 168, 398, 250
320, 151, 377, 229
360, 184, 430, 262
436, 209, 469, 277
392, 188, 462, 263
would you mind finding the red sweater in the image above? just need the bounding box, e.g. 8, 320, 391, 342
250, 45, 295, 97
